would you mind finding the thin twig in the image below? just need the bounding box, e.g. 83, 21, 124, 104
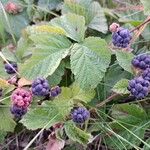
96, 93, 119, 108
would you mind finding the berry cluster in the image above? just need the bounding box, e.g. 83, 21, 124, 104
50, 86, 61, 97
0, 88, 2, 97
132, 54, 150, 70
31, 77, 50, 96
71, 107, 90, 123
142, 68, 150, 82
11, 88, 32, 118
128, 77, 149, 99
5, 62, 18, 74
112, 28, 132, 48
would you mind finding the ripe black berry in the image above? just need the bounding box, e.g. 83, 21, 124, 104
50, 86, 61, 97
4, 62, 17, 74
72, 107, 90, 123
32, 77, 50, 96
10, 105, 27, 118
112, 28, 132, 48
128, 77, 150, 99
132, 54, 150, 70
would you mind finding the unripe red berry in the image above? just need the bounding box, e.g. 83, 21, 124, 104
4, 1, 23, 15
11, 88, 32, 108
109, 23, 120, 33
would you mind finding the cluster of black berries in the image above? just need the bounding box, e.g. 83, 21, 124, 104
31, 77, 61, 98
110, 23, 132, 49
128, 54, 150, 99
4, 62, 18, 74
71, 107, 90, 124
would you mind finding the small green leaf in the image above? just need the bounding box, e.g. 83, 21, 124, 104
51, 13, 86, 42
112, 79, 129, 94
115, 51, 134, 74
0, 107, 16, 132
0, 131, 6, 144
64, 120, 92, 145
141, 0, 150, 15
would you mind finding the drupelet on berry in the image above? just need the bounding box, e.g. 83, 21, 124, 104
10, 105, 27, 118
50, 86, 61, 97
4, 62, 18, 74
112, 28, 132, 48
72, 107, 90, 123
31, 77, 50, 96
142, 68, 150, 82
0, 88, 2, 97
128, 77, 150, 99
11, 88, 32, 108
132, 54, 150, 70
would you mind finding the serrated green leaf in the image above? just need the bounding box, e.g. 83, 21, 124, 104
64, 120, 92, 145
20, 87, 74, 130
0, 107, 16, 132
71, 37, 111, 89
51, 13, 86, 42
115, 51, 134, 74
141, 0, 150, 15
20, 34, 71, 80
62, 0, 107, 33
112, 79, 130, 94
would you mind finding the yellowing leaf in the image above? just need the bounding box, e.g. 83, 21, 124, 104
0, 78, 10, 87
18, 77, 32, 87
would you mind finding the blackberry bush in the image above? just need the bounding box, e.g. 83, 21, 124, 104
4, 62, 18, 74
71, 107, 90, 123
128, 77, 150, 99
10, 105, 27, 119
112, 28, 132, 48
132, 54, 150, 70
50, 86, 61, 97
31, 77, 50, 96
11, 88, 32, 108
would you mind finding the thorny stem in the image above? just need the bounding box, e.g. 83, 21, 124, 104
130, 16, 150, 32
96, 93, 119, 108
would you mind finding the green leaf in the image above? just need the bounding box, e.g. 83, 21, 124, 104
20, 87, 74, 130
112, 79, 130, 94
20, 34, 72, 80
111, 104, 147, 125
47, 63, 65, 86
0, 131, 6, 144
51, 13, 86, 42
62, 0, 108, 33
115, 51, 134, 74
71, 37, 111, 89
0, 107, 16, 132
141, 0, 150, 15
71, 83, 95, 103
38, 0, 62, 11
64, 120, 92, 145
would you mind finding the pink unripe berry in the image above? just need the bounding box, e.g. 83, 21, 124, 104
5, 2, 23, 15
11, 88, 32, 108
109, 23, 120, 33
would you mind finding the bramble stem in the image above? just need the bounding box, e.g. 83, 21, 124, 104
131, 16, 150, 32
96, 93, 119, 108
